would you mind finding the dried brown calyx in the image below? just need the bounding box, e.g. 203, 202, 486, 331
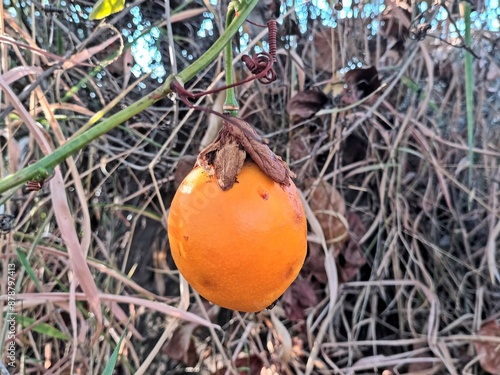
197, 116, 294, 191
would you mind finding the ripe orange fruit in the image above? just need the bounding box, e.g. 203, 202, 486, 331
167, 161, 307, 312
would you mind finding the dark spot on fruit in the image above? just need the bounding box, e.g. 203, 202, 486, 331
259, 190, 269, 200
284, 262, 296, 279
183, 235, 189, 241
284, 265, 294, 279
200, 276, 215, 288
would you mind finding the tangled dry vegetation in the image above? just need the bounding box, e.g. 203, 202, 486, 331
0, 0, 499, 374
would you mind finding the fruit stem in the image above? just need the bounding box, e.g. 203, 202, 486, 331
223, 2, 239, 117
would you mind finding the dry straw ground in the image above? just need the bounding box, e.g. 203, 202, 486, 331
0, 0, 499, 374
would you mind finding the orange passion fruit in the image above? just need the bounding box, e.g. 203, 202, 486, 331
167, 161, 307, 312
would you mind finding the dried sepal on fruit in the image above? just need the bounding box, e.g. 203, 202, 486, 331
197, 116, 293, 190
197, 129, 246, 190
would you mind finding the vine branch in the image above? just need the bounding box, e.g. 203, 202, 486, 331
0, 0, 260, 195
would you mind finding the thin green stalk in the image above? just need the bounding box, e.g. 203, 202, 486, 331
462, 1, 474, 190
223, 2, 239, 116
0, 0, 259, 195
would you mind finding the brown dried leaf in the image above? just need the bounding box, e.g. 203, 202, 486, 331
289, 124, 323, 177
474, 320, 500, 374
164, 302, 219, 366
307, 179, 348, 246
107, 47, 133, 73
302, 242, 327, 283
380, 9, 410, 41
198, 118, 292, 190
163, 323, 198, 366
339, 212, 367, 282
341, 134, 367, 166
342, 66, 381, 105
289, 132, 311, 162
283, 278, 318, 321
313, 27, 340, 74
286, 90, 328, 124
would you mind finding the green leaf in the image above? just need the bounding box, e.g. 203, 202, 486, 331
102, 324, 129, 375
16, 248, 42, 291
12, 315, 68, 340
89, 0, 126, 20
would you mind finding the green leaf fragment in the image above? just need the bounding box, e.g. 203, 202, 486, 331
102, 324, 128, 375
12, 315, 68, 340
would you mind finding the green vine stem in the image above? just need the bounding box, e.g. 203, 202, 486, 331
0, 0, 259, 194
223, 2, 239, 117
461, 0, 474, 190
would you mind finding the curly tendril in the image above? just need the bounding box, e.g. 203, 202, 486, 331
241, 53, 277, 84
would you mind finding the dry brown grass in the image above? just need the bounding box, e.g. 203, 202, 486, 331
0, 1, 499, 374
